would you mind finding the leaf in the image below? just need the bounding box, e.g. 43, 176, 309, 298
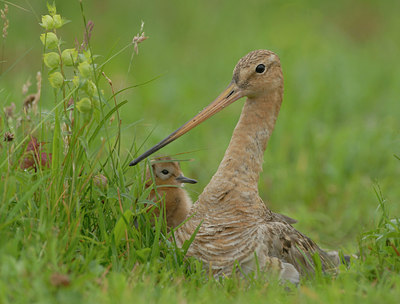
181, 220, 203, 255
3, 174, 49, 225
112, 209, 133, 247
136, 248, 151, 263
88, 100, 128, 145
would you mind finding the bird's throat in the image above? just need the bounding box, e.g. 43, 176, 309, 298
200, 89, 283, 202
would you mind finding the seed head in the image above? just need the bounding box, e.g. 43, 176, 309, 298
48, 72, 64, 88
23, 94, 37, 111
1, 4, 9, 39
4, 131, 14, 142
3, 103, 15, 119
40, 15, 55, 30
132, 21, 148, 55
61, 48, 78, 66
40, 32, 59, 49
76, 97, 92, 113
43, 52, 60, 69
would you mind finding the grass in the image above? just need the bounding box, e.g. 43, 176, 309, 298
0, 0, 400, 303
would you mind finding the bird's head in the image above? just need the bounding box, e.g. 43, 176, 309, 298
147, 156, 197, 187
232, 50, 283, 99
130, 50, 283, 166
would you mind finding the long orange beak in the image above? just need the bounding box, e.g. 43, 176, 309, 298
129, 82, 243, 166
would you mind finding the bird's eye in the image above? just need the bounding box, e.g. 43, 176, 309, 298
255, 64, 265, 73
161, 169, 169, 175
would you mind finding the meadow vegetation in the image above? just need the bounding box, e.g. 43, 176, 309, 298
0, 0, 399, 303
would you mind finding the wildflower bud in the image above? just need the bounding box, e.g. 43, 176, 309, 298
40, 15, 55, 30
76, 97, 92, 113
72, 75, 80, 88
43, 52, 60, 69
40, 32, 59, 49
84, 80, 96, 96
78, 61, 92, 78
94, 174, 108, 191
82, 50, 93, 63
53, 14, 63, 28
92, 97, 100, 109
48, 72, 64, 89
61, 48, 78, 66
47, 2, 57, 16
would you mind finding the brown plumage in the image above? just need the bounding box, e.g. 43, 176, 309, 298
270, 212, 297, 225
131, 50, 340, 283
146, 156, 197, 228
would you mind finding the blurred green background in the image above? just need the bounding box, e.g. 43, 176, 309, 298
2, 0, 400, 249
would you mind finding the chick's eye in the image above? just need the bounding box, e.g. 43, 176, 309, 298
161, 169, 169, 175
255, 64, 265, 73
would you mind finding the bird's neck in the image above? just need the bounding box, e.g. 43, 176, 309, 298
200, 89, 283, 201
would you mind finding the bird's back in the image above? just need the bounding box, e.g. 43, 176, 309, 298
175, 192, 337, 277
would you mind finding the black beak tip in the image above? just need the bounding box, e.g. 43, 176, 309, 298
129, 160, 138, 166
176, 176, 198, 184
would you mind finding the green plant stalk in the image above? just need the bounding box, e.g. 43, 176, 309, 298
51, 93, 61, 200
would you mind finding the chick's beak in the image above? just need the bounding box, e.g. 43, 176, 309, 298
129, 81, 242, 166
175, 174, 197, 184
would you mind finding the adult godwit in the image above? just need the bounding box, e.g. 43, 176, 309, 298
130, 50, 339, 283
146, 156, 197, 228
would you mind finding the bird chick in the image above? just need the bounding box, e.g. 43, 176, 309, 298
146, 156, 197, 228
